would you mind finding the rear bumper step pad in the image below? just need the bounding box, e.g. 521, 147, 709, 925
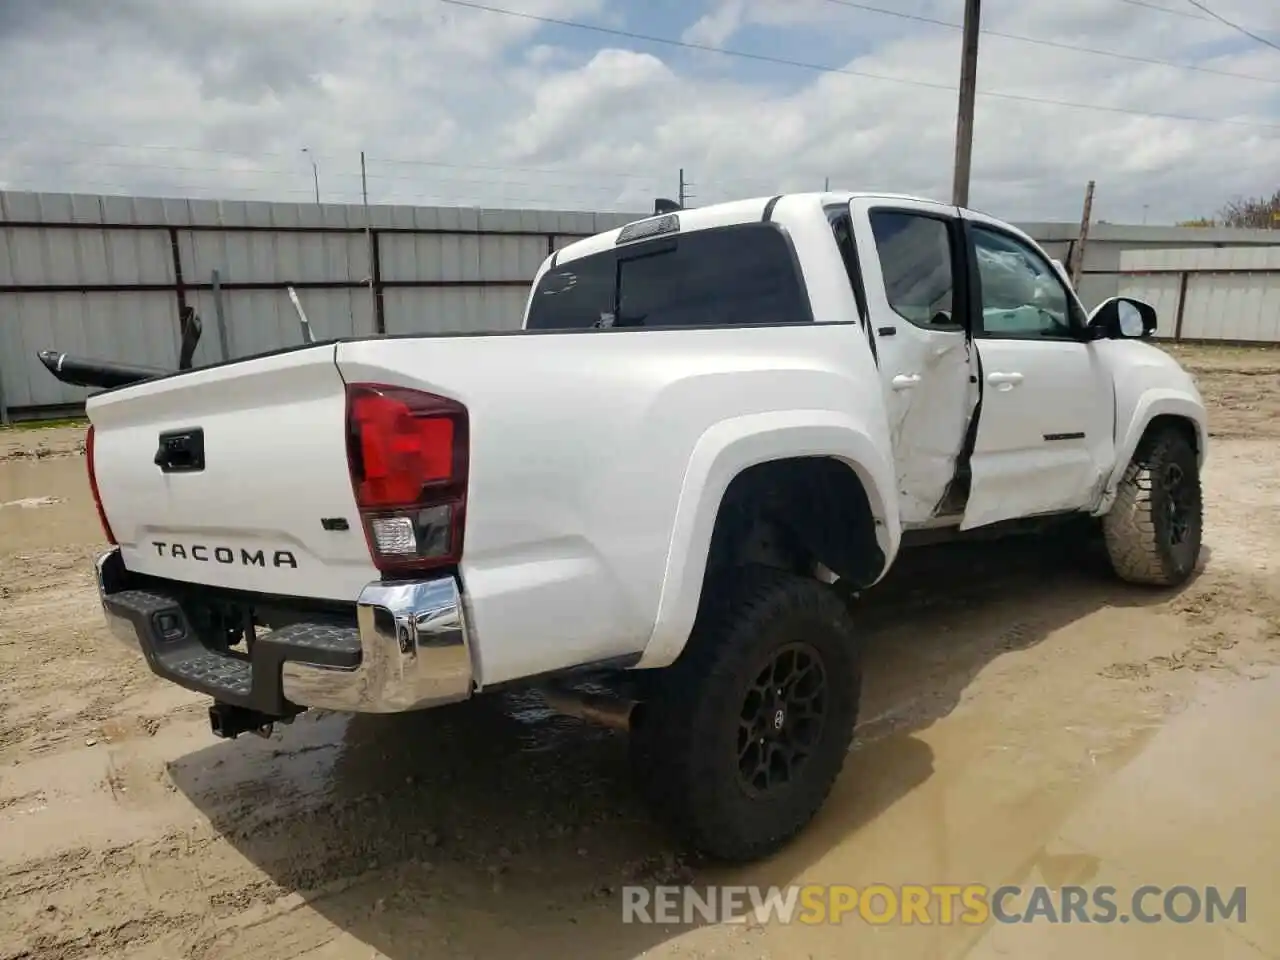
95, 548, 475, 716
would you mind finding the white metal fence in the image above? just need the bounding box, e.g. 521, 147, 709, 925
1110, 246, 1280, 342
3, 191, 1279, 422
0, 191, 635, 419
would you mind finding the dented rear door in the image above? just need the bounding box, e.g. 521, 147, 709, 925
846, 196, 980, 525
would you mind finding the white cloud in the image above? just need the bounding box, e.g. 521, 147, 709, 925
682, 0, 748, 47
0, 0, 1278, 223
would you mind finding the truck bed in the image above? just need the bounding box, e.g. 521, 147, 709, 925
87, 322, 889, 687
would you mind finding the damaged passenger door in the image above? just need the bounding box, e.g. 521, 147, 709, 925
847, 197, 980, 526
957, 211, 1116, 530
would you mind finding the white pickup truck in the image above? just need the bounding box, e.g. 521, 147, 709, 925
83, 192, 1206, 862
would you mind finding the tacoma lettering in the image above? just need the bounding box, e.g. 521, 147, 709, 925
151, 542, 296, 568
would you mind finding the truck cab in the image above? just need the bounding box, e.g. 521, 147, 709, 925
526, 192, 1204, 540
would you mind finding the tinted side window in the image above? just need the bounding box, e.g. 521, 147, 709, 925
617, 227, 811, 328
869, 211, 956, 329
525, 256, 615, 330
526, 224, 811, 330
972, 226, 1075, 338
826, 208, 868, 325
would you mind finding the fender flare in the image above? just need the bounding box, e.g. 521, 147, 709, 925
635, 410, 899, 669
1102, 391, 1208, 505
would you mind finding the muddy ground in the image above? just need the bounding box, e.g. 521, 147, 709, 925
2, 343, 1279, 959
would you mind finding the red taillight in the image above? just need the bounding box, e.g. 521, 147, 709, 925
85, 424, 117, 545
345, 383, 468, 574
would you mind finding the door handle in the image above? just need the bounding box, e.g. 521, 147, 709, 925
986, 372, 1024, 391
892, 374, 922, 391
154, 427, 205, 473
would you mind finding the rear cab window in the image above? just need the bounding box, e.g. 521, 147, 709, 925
526, 222, 813, 330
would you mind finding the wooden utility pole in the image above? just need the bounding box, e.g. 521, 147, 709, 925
951, 0, 981, 207
1069, 180, 1096, 288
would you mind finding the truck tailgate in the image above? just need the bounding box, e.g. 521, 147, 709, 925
87, 344, 379, 600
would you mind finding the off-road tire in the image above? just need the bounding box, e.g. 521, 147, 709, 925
1103, 425, 1202, 587
629, 566, 861, 863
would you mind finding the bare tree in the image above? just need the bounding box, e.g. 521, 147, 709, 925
1216, 190, 1280, 230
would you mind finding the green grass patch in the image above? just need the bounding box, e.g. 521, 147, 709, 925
0, 417, 88, 432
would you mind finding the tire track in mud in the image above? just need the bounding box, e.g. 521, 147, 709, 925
1, 911, 202, 960
1, 829, 279, 959
0, 755, 666, 960
0, 837, 199, 960
0, 567, 201, 762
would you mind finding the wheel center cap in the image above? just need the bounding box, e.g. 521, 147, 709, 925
772, 708, 786, 731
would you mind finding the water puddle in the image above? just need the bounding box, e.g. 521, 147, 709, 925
0, 456, 98, 553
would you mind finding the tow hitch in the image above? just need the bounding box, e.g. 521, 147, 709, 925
209, 702, 293, 740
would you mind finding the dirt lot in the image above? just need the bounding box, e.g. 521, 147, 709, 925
2, 344, 1279, 959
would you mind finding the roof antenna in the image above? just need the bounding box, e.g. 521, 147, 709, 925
654, 198, 682, 215
287, 286, 316, 344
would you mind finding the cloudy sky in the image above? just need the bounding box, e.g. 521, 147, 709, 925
0, 0, 1277, 223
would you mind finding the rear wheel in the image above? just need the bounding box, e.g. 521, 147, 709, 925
630, 566, 860, 862
1103, 425, 1203, 587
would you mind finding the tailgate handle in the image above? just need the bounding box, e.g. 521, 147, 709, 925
154, 428, 205, 473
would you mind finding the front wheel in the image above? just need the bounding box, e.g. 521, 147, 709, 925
1102, 425, 1203, 587
629, 566, 861, 863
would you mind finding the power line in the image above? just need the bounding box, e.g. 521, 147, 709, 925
0, 135, 304, 162
821, 0, 1280, 85
0, 177, 331, 199
0, 145, 796, 196
432, 0, 1280, 130
1116, 0, 1211, 21
1183, 0, 1280, 53
363, 154, 661, 181
0, 134, 668, 183
14, 156, 641, 194
0, 155, 862, 205
0, 176, 643, 210
1118, 0, 1280, 38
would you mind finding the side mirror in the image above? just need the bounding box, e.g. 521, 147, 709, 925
1088, 296, 1157, 340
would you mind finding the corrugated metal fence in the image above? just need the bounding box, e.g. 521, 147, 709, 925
1110, 246, 1280, 342
1023, 221, 1280, 338
0, 191, 636, 420
4, 192, 1280, 422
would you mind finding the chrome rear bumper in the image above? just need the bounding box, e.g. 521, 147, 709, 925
95, 547, 474, 715
281, 578, 473, 713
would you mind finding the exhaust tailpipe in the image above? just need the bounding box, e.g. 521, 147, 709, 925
541, 685, 636, 732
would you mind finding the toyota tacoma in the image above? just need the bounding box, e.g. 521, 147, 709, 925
71, 192, 1206, 862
